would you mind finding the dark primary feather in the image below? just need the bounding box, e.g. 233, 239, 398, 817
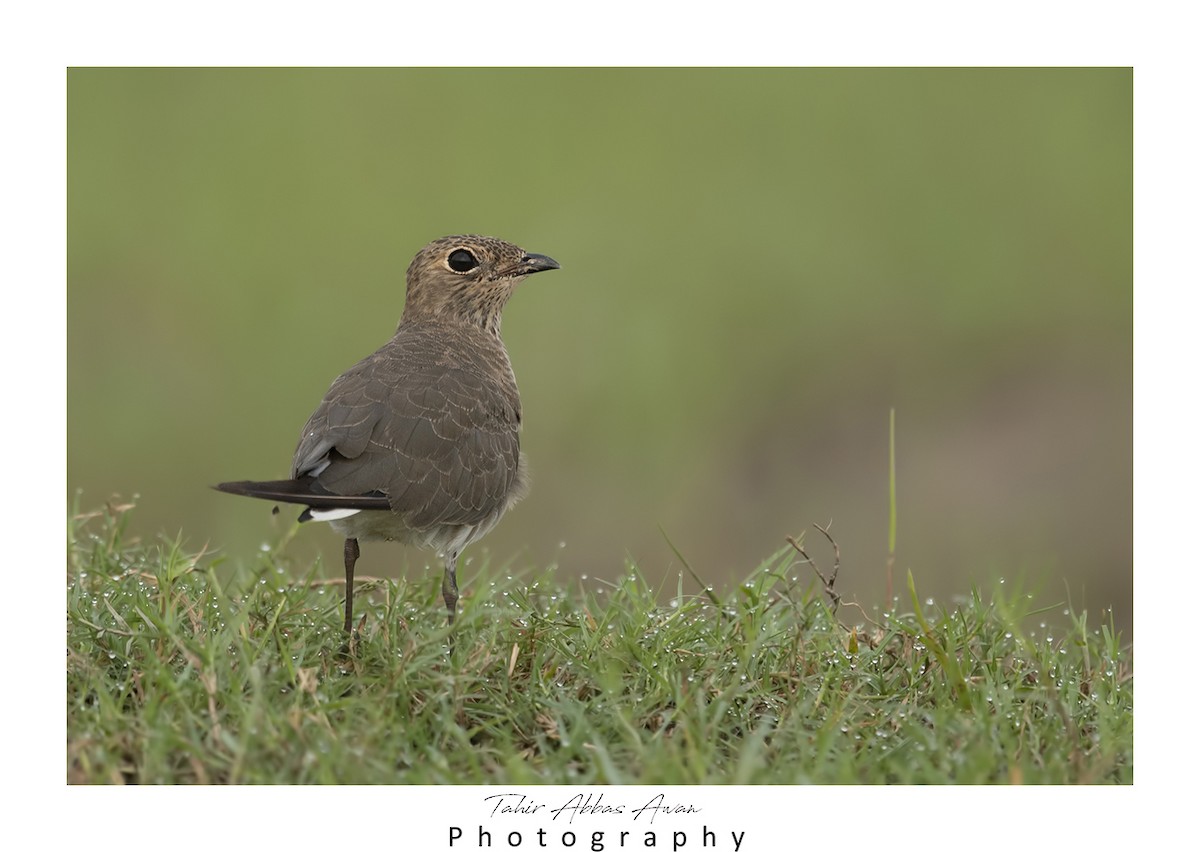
213, 477, 390, 510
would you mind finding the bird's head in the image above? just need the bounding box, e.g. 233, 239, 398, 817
401, 235, 560, 335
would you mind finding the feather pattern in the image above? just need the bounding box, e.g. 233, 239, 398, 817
290, 320, 527, 532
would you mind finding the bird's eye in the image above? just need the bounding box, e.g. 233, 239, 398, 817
447, 249, 478, 273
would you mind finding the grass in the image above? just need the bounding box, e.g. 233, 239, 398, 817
66, 501, 1132, 784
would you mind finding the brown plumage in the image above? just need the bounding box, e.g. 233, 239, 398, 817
217, 235, 559, 635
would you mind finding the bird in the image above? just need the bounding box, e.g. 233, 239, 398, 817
216, 234, 560, 637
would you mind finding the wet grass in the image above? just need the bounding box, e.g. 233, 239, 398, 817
67, 502, 1132, 784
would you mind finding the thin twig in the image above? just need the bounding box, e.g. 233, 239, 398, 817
786, 522, 843, 614
812, 520, 841, 586
659, 525, 723, 608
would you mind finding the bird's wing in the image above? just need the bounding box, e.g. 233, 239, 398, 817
291, 327, 523, 528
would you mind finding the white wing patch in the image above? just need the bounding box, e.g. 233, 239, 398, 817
306, 507, 362, 522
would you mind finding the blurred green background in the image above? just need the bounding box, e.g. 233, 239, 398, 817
67, 68, 1131, 633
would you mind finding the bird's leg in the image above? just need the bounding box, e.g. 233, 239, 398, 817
441, 551, 459, 629
343, 537, 360, 635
